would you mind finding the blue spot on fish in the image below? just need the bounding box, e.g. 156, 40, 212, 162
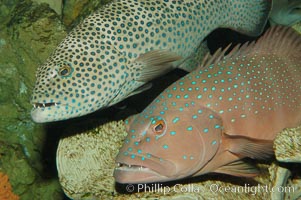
214, 124, 221, 129
170, 131, 176, 135
172, 117, 179, 123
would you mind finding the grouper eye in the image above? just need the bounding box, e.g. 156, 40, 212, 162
152, 120, 166, 135
58, 63, 73, 77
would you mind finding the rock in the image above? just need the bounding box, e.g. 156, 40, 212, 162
269, 163, 292, 200
0, 0, 19, 25
273, 126, 301, 163
0, 172, 20, 200
285, 179, 301, 200
0, 141, 62, 200
268, 162, 301, 200
0, 0, 67, 199
32, 0, 63, 15
270, 125, 301, 200
268, 125, 301, 200
62, 0, 112, 28
0, 0, 66, 167
293, 22, 301, 34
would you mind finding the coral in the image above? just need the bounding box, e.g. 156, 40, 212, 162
273, 126, 301, 163
0, 172, 19, 200
57, 120, 127, 199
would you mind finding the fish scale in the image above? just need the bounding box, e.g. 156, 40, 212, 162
114, 26, 301, 184
30, 0, 271, 123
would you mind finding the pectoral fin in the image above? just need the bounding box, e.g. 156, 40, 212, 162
223, 133, 274, 160
133, 50, 182, 82
214, 160, 259, 177
124, 83, 152, 99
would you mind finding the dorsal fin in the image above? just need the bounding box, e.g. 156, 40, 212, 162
251, 25, 301, 58
198, 26, 301, 69
198, 44, 232, 69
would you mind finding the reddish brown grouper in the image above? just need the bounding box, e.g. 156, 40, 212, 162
114, 26, 301, 184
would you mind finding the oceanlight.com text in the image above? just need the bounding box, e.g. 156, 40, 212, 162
125, 183, 295, 196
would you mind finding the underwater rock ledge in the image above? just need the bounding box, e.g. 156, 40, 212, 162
57, 120, 301, 200
274, 126, 301, 163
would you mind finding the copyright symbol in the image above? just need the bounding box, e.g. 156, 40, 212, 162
126, 184, 135, 192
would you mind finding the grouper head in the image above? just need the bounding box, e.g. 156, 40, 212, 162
114, 97, 223, 183
30, 25, 131, 123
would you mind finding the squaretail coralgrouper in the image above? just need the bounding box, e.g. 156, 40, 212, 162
30, 0, 271, 123
114, 26, 301, 183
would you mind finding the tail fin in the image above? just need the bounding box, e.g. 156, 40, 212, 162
220, 0, 272, 36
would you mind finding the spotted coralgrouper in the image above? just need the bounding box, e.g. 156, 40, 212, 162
114, 26, 301, 183
30, 0, 271, 123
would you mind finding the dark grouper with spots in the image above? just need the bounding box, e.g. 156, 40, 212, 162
30, 0, 271, 123
114, 26, 301, 184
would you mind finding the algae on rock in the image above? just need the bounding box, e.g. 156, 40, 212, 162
0, 0, 118, 198
0, 0, 67, 199
62, 0, 112, 28
32, 0, 63, 15
293, 22, 301, 34
0, 141, 62, 199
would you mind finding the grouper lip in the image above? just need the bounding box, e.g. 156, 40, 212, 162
114, 165, 167, 184
32, 102, 60, 108
114, 154, 177, 184
31, 102, 76, 123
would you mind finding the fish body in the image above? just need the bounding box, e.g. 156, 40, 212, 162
31, 0, 271, 123
114, 26, 301, 183
270, 0, 301, 26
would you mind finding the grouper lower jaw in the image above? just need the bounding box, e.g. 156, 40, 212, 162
114, 155, 182, 183
30, 103, 78, 123
114, 167, 170, 184
114, 166, 191, 184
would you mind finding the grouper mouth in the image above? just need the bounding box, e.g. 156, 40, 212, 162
115, 163, 152, 172
31, 102, 76, 123
114, 154, 177, 184
32, 102, 60, 108
114, 162, 166, 184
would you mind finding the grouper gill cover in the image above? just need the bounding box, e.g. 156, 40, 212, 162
30, 0, 271, 123
114, 26, 301, 184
